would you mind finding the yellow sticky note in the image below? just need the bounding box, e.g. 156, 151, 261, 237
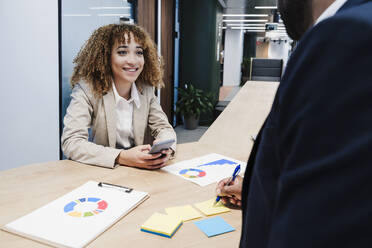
194, 198, 230, 216
165, 205, 203, 221
141, 212, 183, 238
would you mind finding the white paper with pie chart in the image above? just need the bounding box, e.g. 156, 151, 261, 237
162, 153, 246, 186
2, 181, 148, 248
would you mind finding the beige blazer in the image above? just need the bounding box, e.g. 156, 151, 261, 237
61, 81, 177, 168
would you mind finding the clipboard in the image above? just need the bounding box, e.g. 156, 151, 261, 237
2, 181, 149, 248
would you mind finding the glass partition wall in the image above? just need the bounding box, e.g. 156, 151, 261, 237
60, 0, 136, 158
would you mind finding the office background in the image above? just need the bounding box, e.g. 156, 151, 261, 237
0, 0, 288, 171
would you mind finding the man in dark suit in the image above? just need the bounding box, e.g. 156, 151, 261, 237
216, 0, 372, 247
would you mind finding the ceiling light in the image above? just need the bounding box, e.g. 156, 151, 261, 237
255, 6, 277, 9
90, 6, 131, 10
222, 14, 268, 17
230, 26, 265, 29
227, 24, 265, 27
231, 27, 266, 30
97, 14, 131, 17
63, 14, 91, 17
222, 19, 268, 22
246, 30, 266, 33
266, 22, 285, 26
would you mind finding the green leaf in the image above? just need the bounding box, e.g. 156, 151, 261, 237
176, 82, 215, 116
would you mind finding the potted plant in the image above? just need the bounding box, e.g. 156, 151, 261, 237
241, 57, 251, 86
176, 83, 214, 130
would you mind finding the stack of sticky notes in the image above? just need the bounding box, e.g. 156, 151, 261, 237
165, 204, 203, 221
194, 198, 230, 216
141, 198, 234, 239
141, 212, 183, 238
194, 216, 235, 237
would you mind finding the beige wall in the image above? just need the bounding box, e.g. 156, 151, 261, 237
256, 41, 269, 58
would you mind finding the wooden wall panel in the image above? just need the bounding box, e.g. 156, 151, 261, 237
137, 0, 174, 122
137, 0, 156, 41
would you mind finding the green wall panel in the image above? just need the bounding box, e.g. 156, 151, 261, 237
179, 0, 222, 124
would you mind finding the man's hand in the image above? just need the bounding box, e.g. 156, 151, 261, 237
116, 145, 169, 169
215, 176, 243, 208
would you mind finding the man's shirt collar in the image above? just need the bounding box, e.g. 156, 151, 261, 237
315, 0, 348, 25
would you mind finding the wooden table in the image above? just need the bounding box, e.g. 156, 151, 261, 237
200, 81, 279, 162
0, 81, 278, 248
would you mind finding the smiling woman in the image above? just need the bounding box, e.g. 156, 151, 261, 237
62, 23, 176, 169
111, 33, 145, 99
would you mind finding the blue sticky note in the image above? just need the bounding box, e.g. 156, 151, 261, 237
194, 216, 235, 237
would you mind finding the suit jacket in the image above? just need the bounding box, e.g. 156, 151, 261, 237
61, 81, 176, 168
240, 0, 372, 247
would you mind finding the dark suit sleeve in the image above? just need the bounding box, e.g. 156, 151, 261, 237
267, 15, 372, 247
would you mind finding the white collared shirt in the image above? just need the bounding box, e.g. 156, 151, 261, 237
314, 0, 348, 26
112, 82, 141, 149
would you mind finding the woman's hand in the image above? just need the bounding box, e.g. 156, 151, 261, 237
215, 176, 243, 208
116, 145, 169, 169
151, 139, 174, 165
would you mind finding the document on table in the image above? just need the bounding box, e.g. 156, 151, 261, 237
2, 181, 149, 248
162, 153, 246, 186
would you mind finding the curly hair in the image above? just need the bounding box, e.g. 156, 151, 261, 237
71, 23, 164, 97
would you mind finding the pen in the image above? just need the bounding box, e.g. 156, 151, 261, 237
214, 164, 241, 205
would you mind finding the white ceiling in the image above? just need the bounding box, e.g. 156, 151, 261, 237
220, 0, 287, 38
223, 0, 277, 15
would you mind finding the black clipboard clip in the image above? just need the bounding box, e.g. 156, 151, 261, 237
98, 182, 133, 193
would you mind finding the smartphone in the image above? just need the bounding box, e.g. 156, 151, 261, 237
149, 139, 175, 154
